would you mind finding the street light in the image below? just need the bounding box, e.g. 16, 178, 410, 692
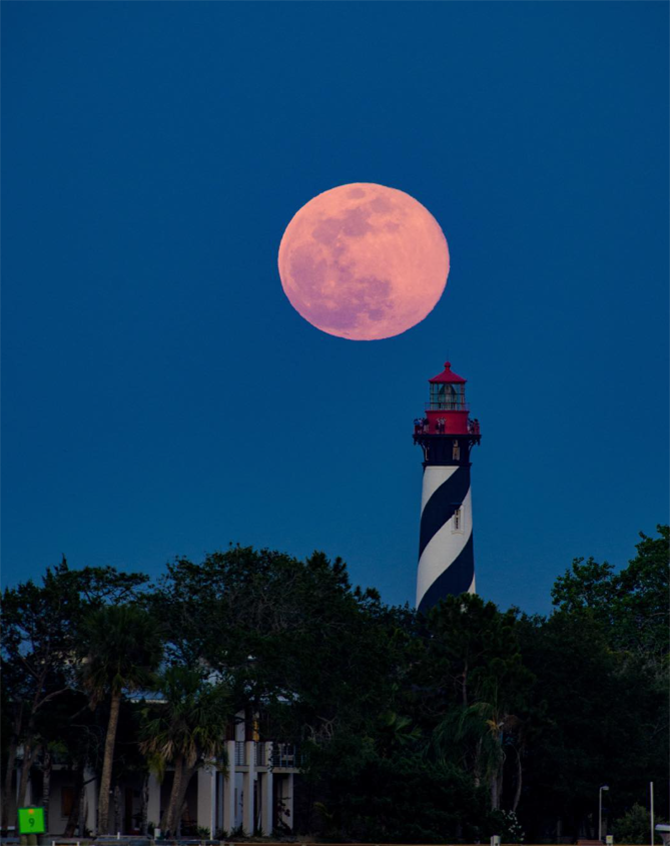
599, 785, 610, 842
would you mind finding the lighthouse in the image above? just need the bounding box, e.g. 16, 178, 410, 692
413, 361, 481, 613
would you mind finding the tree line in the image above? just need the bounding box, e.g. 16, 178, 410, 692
2, 525, 668, 843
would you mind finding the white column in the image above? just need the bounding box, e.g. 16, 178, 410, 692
147, 774, 161, 832
84, 769, 98, 836
260, 745, 273, 836
222, 741, 236, 835
242, 742, 255, 835
197, 765, 216, 836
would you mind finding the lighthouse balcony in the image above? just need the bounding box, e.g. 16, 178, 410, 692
413, 420, 481, 441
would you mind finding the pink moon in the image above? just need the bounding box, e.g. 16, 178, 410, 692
277, 183, 450, 341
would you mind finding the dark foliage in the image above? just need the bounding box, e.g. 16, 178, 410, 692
2, 526, 667, 841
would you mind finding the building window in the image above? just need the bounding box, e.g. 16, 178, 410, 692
61, 786, 76, 818
453, 508, 462, 532
452, 440, 460, 461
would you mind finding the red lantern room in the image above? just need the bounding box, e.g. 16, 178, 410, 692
413, 361, 481, 465
426, 362, 469, 435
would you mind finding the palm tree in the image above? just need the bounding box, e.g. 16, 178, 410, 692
429, 699, 524, 810
81, 605, 163, 835
140, 666, 230, 837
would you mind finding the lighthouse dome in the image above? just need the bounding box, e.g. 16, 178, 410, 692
428, 361, 467, 384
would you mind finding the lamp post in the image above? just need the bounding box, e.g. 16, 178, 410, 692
599, 785, 610, 842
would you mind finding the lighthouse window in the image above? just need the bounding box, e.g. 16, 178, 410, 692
452, 441, 460, 460
453, 508, 462, 531
430, 382, 466, 411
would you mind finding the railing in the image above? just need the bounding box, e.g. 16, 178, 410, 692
229, 740, 299, 769
414, 421, 480, 436
272, 743, 298, 768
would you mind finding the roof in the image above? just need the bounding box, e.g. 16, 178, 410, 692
428, 361, 466, 384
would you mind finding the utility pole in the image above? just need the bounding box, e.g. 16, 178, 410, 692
650, 782, 655, 846
599, 785, 610, 842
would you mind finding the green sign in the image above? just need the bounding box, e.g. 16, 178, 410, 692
18, 807, 45, 835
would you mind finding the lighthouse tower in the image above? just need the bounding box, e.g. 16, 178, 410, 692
413, 361, 481, 613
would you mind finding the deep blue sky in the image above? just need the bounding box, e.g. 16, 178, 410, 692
3, 2, 668, 614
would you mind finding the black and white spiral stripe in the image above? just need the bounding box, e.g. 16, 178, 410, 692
416, 464, 475, 613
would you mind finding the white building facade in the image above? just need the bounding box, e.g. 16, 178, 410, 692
14, 735, 298, 838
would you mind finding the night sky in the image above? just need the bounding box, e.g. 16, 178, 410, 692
3, 2, 668, 614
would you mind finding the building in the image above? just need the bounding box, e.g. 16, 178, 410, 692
12, 713, 299, 838
413, 361, 481, 612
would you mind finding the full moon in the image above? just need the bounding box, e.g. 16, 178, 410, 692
278, 183, 450, 341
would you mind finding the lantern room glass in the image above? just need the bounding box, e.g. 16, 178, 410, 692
429, 382, 466, 410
